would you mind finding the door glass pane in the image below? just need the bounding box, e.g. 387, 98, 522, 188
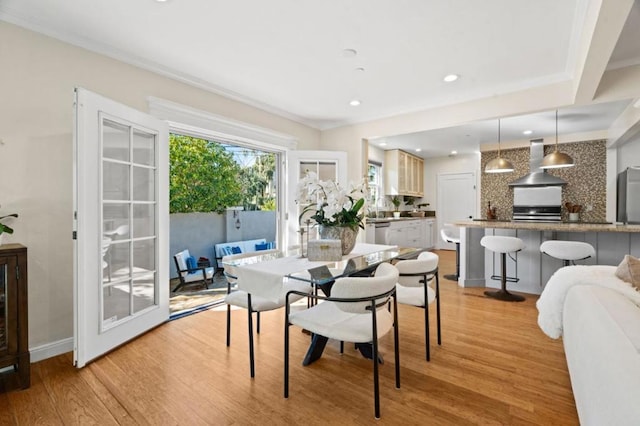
133, 130, 155, 166
105, 241, 130, 282
132, 166, 154, 201
0, 263, 6, 351
103, 162, 130, 200
132, 239, 155, 273
102, 203, 129, 233
103, 282, 131, 323
318, 162, 337, 181
132, 204, 154, 238
132, 274, 155, 313
103, 119, 130, 162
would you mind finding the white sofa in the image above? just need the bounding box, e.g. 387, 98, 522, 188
562, 284, 640, 425
214, 238, 269, 268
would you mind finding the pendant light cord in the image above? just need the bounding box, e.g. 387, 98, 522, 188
555, 109, 559, 151
497, 119, 501, 156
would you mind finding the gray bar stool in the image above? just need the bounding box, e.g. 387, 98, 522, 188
540, 240, 595, 266
480, 235, 526, 302
440, 224, 460, 280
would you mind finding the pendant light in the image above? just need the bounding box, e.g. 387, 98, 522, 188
485, 119, 514, 173
540, 110, 574, 169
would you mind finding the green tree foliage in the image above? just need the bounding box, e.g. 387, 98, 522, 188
169, 135, 243, 213
238, 152, 276, 211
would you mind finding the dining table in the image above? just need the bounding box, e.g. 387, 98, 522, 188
222, 243, 422, 365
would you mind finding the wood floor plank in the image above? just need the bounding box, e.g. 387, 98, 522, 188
0, 249, 579, 424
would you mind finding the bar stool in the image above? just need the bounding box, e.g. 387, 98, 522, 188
480, 235, 526, 302
440, 224, 460, 281
540, 240, 595, 267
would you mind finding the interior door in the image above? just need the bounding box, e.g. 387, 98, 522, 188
286, 150, 347, 251
73, 88, 169, 368
437, 172, 476, 249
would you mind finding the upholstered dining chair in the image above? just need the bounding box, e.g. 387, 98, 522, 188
223, 251, 312, 378
222, 249, 280, 335
394, 251, 441, 361
284, 262, 400, 419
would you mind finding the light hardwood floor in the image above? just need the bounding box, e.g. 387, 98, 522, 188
0, 250, 579, 425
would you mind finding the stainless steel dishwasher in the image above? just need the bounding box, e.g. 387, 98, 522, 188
374, 222, 390, 245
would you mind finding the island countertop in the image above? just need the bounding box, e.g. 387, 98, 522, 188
453, 219, 640, 233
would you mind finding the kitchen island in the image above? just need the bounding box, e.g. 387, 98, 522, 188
452, 220, 640, 295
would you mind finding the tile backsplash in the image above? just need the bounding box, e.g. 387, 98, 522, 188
480, 140, 606, 222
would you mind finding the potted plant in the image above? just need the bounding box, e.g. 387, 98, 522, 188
296, 171, 368, 254
391, 196, 401, 218
0, 212, 18, 245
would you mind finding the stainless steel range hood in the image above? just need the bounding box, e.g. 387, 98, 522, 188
508, 139, 567, 187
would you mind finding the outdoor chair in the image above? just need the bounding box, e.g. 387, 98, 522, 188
173, 249, 215, 292
284, 262, 400, 419
394, 251, 441, 361
223, 250, 312, 378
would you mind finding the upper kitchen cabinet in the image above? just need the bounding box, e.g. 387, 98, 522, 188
384, 149, 424, 196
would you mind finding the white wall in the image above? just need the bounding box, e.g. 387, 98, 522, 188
617, 137, 640, 172
0, 22, 320, 352
423, 153, 481, 214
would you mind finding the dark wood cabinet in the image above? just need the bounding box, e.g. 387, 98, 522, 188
0, 244, 29, 392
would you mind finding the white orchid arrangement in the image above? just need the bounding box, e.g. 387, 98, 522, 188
296, 171, 368, 231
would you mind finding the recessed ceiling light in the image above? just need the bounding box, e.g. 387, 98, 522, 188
443, 74, 459, 83
451, 150, 458, 155
523, 130, 533, 135
155, 0, 169, 2
349, 99, 361, 106
379, 142, 387, 146
355, 67, 365, 72
415, 148, 422, 152
342, 48, 357, 58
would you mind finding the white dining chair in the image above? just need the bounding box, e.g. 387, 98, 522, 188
394, 251, 441, 361
223, 253, 312, 378
284, 262, 400, 419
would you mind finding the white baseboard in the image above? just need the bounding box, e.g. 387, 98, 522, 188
30, 338, 74, 363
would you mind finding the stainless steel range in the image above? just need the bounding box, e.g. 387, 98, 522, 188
512, 186, 562, 222
509, 139, 565, 222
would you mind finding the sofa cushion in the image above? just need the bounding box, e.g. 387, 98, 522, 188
615, 255, 640, 290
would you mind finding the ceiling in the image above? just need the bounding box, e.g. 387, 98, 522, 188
2, 0, 640, 157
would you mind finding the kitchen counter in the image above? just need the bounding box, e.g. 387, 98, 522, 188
453, 219, 640, 296
454, 219, 640, 233
367, 216, 435, 224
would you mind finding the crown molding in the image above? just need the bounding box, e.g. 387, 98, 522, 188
148, 97, 298, 150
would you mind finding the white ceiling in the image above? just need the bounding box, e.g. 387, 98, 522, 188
2, 0, 640, 157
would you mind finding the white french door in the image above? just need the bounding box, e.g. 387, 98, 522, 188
73, 88, 169, 367
286, 150, 347, 251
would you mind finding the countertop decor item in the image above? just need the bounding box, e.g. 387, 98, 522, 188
486, 201, 497, 220
296, 171, 367, 255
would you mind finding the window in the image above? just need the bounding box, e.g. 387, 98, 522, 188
368, 162, 382, 209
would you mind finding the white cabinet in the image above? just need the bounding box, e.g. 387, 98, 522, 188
387, 220, 426, 248
424, 218, 435, 249
384, 150, 424, 196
